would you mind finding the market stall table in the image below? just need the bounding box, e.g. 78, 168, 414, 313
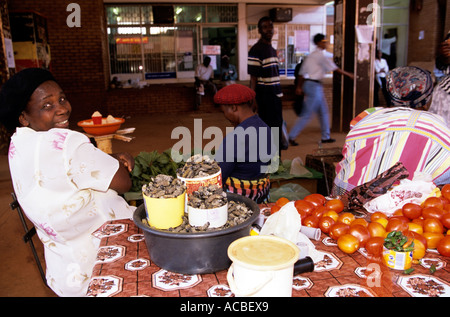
87, 204, 450, 297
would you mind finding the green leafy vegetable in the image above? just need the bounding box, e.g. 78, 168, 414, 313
384, 231, 414, 252
129, 149, 185, 193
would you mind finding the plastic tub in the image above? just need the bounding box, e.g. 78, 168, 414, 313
133, 193, 260, 274
142, 191, 185, 230
227, 235, 305, 297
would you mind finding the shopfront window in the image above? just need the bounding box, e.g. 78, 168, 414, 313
248, 23, 311, 77
105, 4, 237, 80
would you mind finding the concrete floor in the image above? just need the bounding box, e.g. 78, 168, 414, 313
0, 107, 347, 297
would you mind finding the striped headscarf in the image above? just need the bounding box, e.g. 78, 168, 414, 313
386, 66, 433, 108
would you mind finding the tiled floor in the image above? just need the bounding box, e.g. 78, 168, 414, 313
0, 106, 347, 297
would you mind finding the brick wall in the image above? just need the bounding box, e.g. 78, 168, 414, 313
7, 0, 108, 121
407, 1, 440, 72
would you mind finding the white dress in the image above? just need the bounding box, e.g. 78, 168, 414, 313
9, 127, 136, 296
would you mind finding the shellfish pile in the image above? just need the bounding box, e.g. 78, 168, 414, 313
142, 174, 186, 198
177, 154, 220, 179
141, 200, 253, 233
187, 184, 227, 209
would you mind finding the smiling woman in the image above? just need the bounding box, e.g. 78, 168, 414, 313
0, 68, 136, 297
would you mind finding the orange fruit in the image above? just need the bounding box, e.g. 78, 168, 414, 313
275, 197, 290, 207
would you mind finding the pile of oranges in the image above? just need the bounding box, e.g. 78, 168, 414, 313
271, 184, 450, 261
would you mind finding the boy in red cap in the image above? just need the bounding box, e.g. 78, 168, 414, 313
214, 84, 277, 203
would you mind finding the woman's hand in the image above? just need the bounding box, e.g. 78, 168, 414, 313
112, 152, 134, 172
109, 152, 134, 194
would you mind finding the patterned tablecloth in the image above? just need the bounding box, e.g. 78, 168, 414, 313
87, 205, 450, 297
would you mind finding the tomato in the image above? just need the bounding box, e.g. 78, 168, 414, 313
294, 200, 316, 218
325, 199, 345, 213
329, 222, 350, 240
412, 217, 424, 227
442, 184, 450, 201
318, 216, 335, 233
337, 234, 360, 254
322, 210, 339, 222
390, 215, 410, 223
402, 203, 422, 220
422, 196, 444, 210
408, 231, 427, 249
441, 213, 450, 229
370, 212, 388, 222
304, 193, 326, 208
412, 243, 426, 261
365, 237, 385, 256
408, 222, 423, 235
437, 236, 450, 257
386, 218, 409, 233
423, 218, 444, 233
348, 224, 370, 247
270, 204, 281, 214
422, 206, 445, 220
367, 222, 386, 238
373, 217, 388, 228
275, 197, 290, 207
351, 218, 369, 227
337, 212, 355, 225
303, 215, 319, 228
312, 206, 328, 218
423, 232, 444, 249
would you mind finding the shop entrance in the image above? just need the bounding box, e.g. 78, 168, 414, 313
201, 26, 237, 78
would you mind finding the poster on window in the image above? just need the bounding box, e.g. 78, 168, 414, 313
202, 45, 221, 55
295, 30, 310, 53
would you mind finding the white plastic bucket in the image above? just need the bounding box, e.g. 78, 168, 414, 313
227, 235, 300, 297
187, 203, 228, 228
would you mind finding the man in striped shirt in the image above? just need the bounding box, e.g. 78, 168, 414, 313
248, 16, 283, 155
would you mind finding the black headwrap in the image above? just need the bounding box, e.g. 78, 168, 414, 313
0, 68, 56, 132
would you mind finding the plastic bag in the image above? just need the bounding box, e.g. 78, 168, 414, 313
269, 183, 310, 203
363, 177, 436, 216
259, 202, 323, 262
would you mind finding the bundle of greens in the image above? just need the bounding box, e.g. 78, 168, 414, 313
129, 149, 185, 193
383, 231, 415, 252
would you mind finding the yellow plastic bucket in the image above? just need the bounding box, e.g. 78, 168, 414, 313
142, 191, 186, 229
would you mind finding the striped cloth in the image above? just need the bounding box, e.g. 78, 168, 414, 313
248, 40, 283, 97
224, 176, 270, 204
332, 107, 450, 196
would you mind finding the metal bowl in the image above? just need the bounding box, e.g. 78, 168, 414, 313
133, 193, 260, 274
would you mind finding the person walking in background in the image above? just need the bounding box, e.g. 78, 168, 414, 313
220, 55, 237, 86
374, 49, 391, 107
194, 56, 217, 109
248, 16, 284, 155
288, 33, 354, 146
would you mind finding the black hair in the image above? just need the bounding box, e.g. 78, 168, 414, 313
257, 16, 272, 30
313, 33, 325, 45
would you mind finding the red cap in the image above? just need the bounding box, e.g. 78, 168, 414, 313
214, 84, 256, 105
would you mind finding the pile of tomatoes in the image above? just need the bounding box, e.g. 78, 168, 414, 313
271, 184, 450, 261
